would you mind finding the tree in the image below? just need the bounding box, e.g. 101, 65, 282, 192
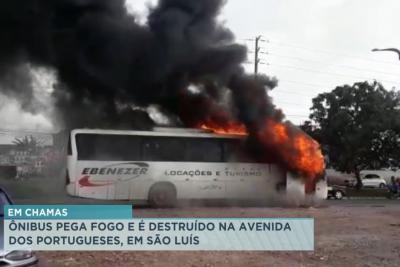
303, 81, 400, 188
12, 135, 45, 152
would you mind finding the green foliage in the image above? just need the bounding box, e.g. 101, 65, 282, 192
303, 81, 400, 172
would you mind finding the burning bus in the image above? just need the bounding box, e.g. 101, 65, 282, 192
0, 0, 329, 206
66, 127, 327, 207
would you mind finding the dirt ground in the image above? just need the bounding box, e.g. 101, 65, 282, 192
36, 202, 400, 267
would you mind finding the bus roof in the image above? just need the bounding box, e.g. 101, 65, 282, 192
71, 127, 245, 139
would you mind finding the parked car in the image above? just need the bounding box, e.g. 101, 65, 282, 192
327, 186, 346, 200
0, 187, 38, 267
325, 169, 355, 186
361, 169, 400, 184
361, 174, 387, 188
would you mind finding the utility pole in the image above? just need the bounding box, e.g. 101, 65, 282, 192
254, 35, 262, 76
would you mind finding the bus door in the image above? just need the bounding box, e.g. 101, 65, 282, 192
75, 133, 143, 200
220, 140, 259, 199
141, 137, 206, 199
189, 163, 226, 199
182, 138, 226, 199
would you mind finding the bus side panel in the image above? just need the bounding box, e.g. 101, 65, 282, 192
128, 162, 185, 200
219, 163, 286, 200
67, 158, 329, 203
72, 161, 118, 200
286, 173, 306, 205
131, 162, 286, 201
286, 173, 328, 205
315, 178, 328, 200
68, 161, 289, 201
66, 156, 76, 196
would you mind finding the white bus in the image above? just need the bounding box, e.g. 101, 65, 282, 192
66, 128, 327, 207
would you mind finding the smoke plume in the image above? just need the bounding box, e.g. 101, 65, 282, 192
0, 0, 244, 128
0, 0, 324, 181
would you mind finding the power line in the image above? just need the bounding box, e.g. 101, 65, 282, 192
264, 66, 395, 91
244, 42, 400, 90
273, 100, 313, 107
244, 37, 400, 87
266, 39, 400, 66
286, 114, 310, 118
265, 52, 400, 77
270, 89, 316, 97
277, 79, 330, 89
245, 62, 344, 90
266, 63, 400, 85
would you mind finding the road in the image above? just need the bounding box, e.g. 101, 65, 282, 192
3, 177, 399, 266
28, 199, 399, 267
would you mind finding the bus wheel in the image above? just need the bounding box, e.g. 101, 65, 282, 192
148, 183, 177, 208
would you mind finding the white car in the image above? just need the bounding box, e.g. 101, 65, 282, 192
0, 187, 38, 267
361, 174, 387, 188
0, 250, 38, 267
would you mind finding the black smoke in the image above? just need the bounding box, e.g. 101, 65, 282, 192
0, 0, 258, 129
0, 0, 326, 180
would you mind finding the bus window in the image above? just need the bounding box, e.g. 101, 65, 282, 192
222, 139, 241, 162
222, 139, 252, 162
76, 134, 141, 161
142, 137, 185, 161
185, 138, 222, 162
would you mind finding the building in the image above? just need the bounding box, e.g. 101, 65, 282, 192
0, 145, 17, 165
0, 143, 58, 177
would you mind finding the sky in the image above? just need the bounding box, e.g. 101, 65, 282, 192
218, 0, 400, 122
1, 0, 400, 143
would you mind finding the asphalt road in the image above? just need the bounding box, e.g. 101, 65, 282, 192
4, 178, 399, 266
36, 201, 400, 267
13, 193, 400, 208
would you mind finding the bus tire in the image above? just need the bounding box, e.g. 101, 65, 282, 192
148, 183, 177, 208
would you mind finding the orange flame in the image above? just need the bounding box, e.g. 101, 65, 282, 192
259, 119, 324, 181
199, 119, 325, 183
199, 121, 248, 136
